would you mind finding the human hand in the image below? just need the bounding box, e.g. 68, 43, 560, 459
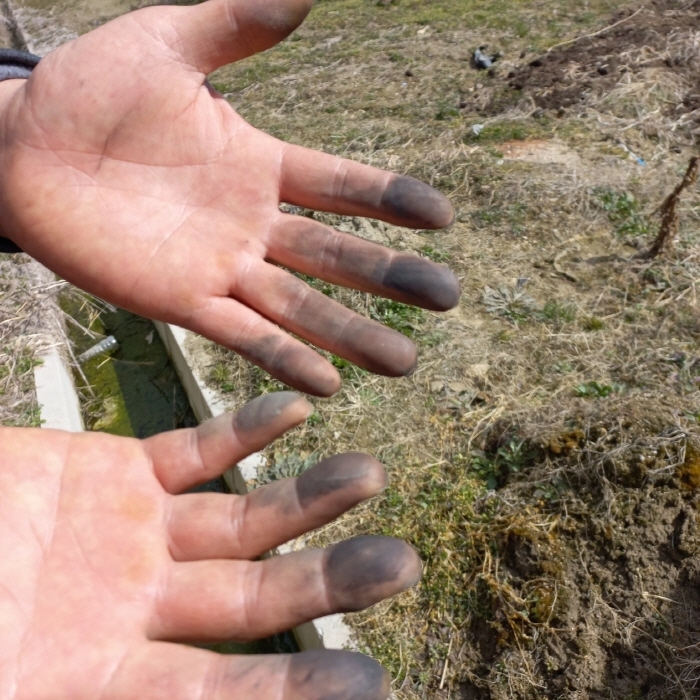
0, 392, 419, 699
0, 0, 460, 396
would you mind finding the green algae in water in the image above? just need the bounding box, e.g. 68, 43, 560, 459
61, 296, 197, 438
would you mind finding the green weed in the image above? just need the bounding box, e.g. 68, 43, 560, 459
210, 363, 236, 393
483, 285, 539, 324
467, 119, 554, 144
581, 316, 605, 331
435, 104, 460, 121
259, 451, 318, 483
370, 298, 424, 337
574, 380, 623, 398
420, 245, 451, 264
470, 439, 535, 490
595, 188, 651, 238
537, 300, 577, 325
420, 330, 448, 348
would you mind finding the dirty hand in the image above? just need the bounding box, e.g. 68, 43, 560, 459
0, 0, 460, 396
0, 392, 419, 699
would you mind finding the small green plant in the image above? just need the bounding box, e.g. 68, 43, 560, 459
467, 121, 529, 142
252, 366, 287, 394
642, 267, 671, 291
470, 202, 528, 230
307, 411, 322, 426
581, 316, 605, 331
294, 272, 334, 297
436, 104, 460, 121
595, 188, 650, 238
483, 285, 539, 324
420, 330, 448, 348
259, 451, 318, 484
420, 245, 451, 263
330, 354, 351, 370
470, 439, 533, 490
685, 410, 700, 424
574, 380, 622, 398
370, 299, 424, 337
537, 300, 577, 324
209, 363, 235, 393
532, 480, 565, 503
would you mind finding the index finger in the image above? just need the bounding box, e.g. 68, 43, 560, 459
279, 142, 455, 229
145, 393, 313, 493
268, 214, 461, 312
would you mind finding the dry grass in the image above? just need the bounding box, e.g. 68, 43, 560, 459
0, 255, 69, 427
199, 2, 700, 698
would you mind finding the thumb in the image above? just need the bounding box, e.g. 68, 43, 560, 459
165, 0, 314, 74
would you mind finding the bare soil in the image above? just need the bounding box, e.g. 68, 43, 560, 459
493, 0, 700, 114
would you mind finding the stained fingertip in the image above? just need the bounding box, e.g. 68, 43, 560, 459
325, 536, 422, 613
303, 368, 340, 397
383, 176, 455, 230
241, 334, 340, 397
384, 255, 461, 311
376, 331, 417, 378
237, 0, 314, 47
234, 392, 313, 434
288, 650, 390, 700
296, 453, 388, 509
333, 321, 417, 378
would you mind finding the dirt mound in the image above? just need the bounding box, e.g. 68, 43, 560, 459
454, 400, 700, 699
488, 0, 700, 114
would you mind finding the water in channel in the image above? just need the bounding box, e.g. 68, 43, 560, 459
62, 292, 297, 655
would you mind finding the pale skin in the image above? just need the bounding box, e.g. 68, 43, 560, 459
0, 392, 421, 700
0, 0, 461, 397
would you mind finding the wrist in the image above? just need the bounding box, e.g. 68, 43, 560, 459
0, 49, 38, 111
0, 78, 24, 107
0, 50, 40, 253
0, 81, 25, 253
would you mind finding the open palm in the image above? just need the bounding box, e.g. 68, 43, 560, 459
0, 392, 419, 699
0, 0, 460, 396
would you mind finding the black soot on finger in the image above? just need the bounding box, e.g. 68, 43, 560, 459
296, 453, 386, 509
344, 321, 417, 377
234, 392, 303, 432
242, 0, 314, 50
288, 650, 390, 700
382, 176, 455, 229
242, 334, 339, 397
325, 536, 422, 612
383, 254, 461, 311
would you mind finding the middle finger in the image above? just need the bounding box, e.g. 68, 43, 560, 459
152, 536, 421, 642
166, 453, 387, 562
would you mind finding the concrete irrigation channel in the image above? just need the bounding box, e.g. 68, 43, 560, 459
4, 0, 352, 654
